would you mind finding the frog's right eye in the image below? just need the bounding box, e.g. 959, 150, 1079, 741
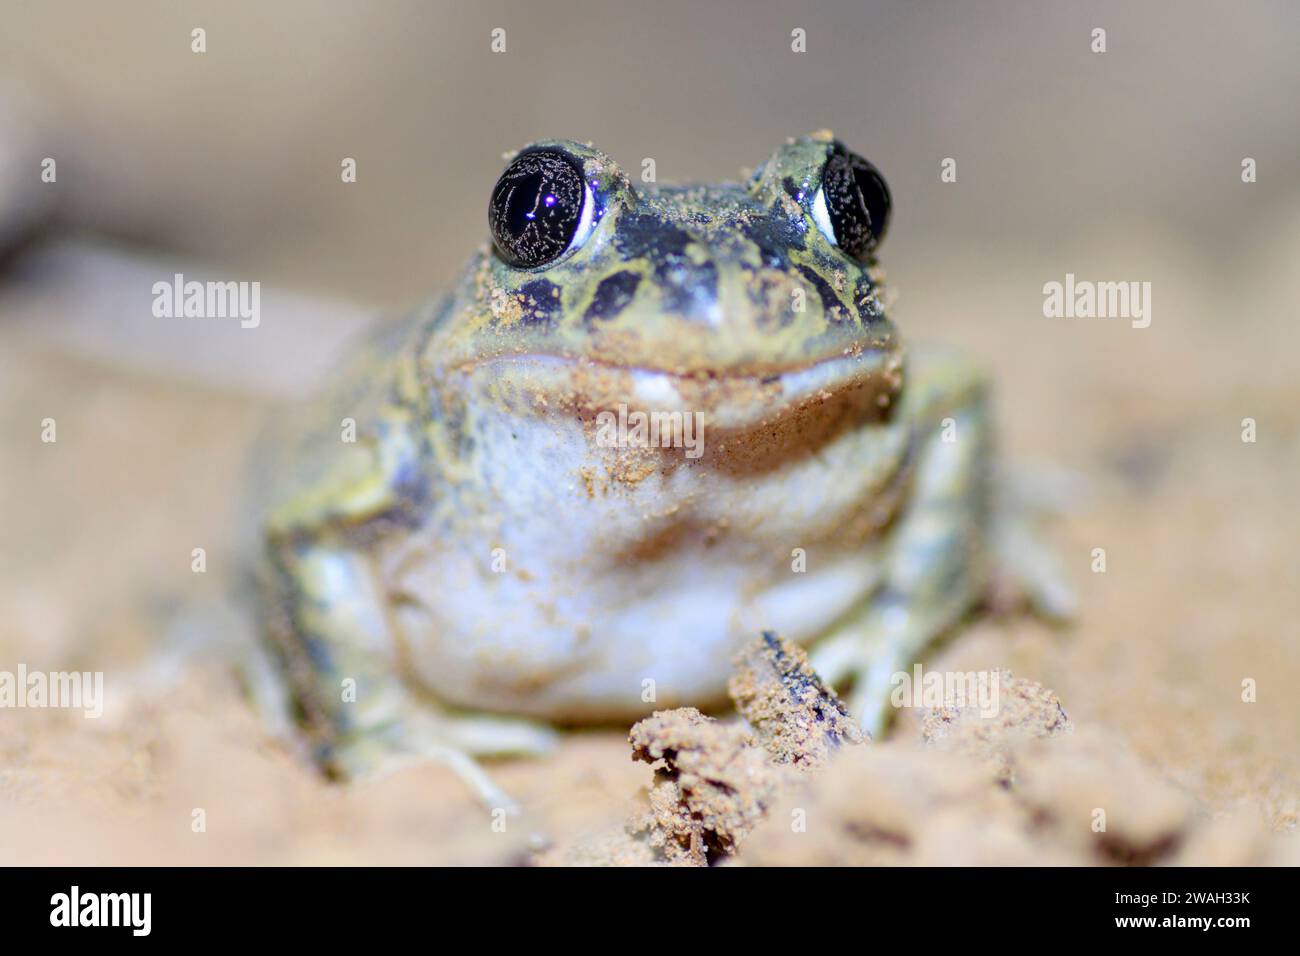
488, 149, 594, 268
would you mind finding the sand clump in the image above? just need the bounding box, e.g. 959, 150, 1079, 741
919, 667, 1073, 783
626, 633, 866, 865
728, 631, 866, 767
540, 632, 867, 866
548, 651, 1298, 867
626, 707, 783, 864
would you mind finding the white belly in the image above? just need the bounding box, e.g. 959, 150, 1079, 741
390, 542, 883, 719
381, 400, 905, 719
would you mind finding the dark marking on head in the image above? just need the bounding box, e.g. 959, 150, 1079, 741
517, 278, 561, 326
615, 212, 718, 321
583, 270, 642, 324
614, 211, 693, 260
658, 259, 718, 319
853, 275, 887, 325
796, 265, 844, 320
742, 208, 806, 269
781, 177, 806, 204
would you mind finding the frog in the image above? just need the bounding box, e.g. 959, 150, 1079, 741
254, 131, 1071, 810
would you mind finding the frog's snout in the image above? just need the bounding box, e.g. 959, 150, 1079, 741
623, 237, 893, 370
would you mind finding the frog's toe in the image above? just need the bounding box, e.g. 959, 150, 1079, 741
808, 632, 862, 688
844, 660, 904, 739
327, 712, 555, 813
329, 737, 519, 813
438, 713, 559, 757
810, 637, 899, 739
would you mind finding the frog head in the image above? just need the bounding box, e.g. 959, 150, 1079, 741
429, 132, 902, 430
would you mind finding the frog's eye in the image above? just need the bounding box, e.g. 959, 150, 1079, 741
811, 143, 891, 261
488, 148, 593, 268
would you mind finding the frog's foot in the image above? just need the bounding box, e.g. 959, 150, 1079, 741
264, 538, 558, 813
811, 601, 945, 738
327, 710, 558, 815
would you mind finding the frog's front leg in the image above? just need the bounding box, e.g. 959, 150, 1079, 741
263, 534, 556, 812
259, 404, 557, 812
811, 350, 997, 734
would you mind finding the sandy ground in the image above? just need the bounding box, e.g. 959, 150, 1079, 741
1, 209, 1298, 864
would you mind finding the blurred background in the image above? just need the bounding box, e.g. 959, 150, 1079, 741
0, 1, 1296, 864
1, 1, 1295, 296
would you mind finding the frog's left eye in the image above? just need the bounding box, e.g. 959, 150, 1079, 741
489, 148, 593, 268
811, 143, 891, 261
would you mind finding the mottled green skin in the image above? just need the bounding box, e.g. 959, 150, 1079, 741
256, 133, 1001, 791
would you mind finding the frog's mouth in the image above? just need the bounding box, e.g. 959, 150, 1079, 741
465, 344, 903, 431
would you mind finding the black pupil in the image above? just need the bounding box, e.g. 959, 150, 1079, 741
489, 150, 585, 267
822, 144, 891, 261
